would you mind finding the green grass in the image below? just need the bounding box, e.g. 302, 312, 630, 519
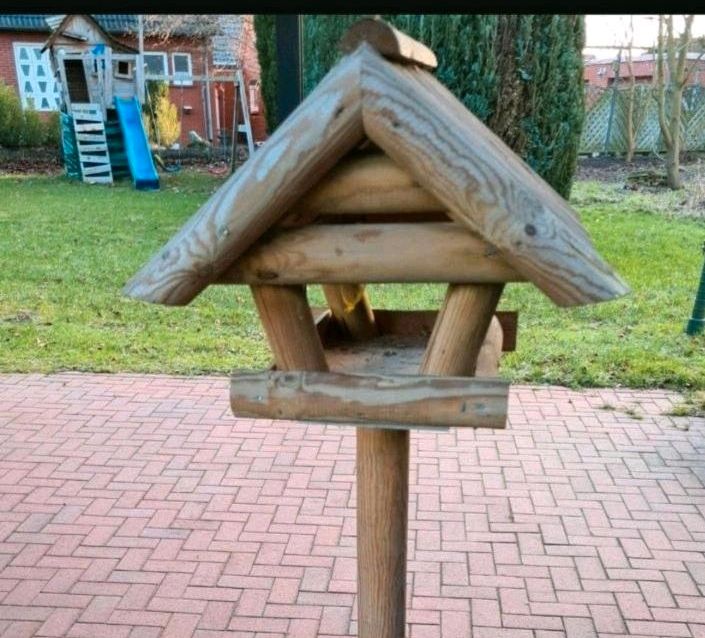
1, 171, 704, 389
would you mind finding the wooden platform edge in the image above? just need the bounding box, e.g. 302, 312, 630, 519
230, 370, 508, 429
312, 307, 518, 353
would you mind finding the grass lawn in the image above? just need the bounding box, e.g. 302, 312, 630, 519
1, 170, 704, 389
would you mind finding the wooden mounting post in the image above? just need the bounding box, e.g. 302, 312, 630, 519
322, 284, 379, 340
475, 315, 504, 377
355, 287, 504, 638
357, 427, 408, 638
250, 284, 329, 371
420, 284, 504, 377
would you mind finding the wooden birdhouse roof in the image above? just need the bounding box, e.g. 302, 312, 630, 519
124, 18, 628, 308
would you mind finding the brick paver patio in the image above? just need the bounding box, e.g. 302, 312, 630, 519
0, 373, 704, 637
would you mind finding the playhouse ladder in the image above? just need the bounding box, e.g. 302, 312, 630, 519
235, 68, 255, 157
71, 103, 113, 184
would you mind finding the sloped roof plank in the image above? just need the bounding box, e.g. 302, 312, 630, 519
357, 43, 628, 307
123, 49, 365, 305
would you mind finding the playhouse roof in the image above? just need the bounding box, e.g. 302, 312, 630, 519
42, 14, 138, 54
0, 14, 212, 38
124, 19, 629, 309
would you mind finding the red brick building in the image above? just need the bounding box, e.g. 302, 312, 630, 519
0, 14, 267, 145
584, 52, 705, 88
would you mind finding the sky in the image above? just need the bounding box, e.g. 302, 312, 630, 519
584, 15, 705, 59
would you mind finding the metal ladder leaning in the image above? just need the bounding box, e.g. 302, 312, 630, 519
71, 103, 113, 184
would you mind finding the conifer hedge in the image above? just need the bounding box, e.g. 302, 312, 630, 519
253, 15, 584, 198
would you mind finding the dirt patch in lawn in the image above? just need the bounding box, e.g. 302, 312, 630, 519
576, 153, 705, 185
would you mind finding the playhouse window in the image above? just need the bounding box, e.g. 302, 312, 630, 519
115, 60, 132, 79
171, 53, 193, 86
143, 52, 167, 80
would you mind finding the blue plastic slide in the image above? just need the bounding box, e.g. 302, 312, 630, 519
114, 96, 160, 191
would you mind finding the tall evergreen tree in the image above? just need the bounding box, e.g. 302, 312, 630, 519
254, 14, 584, 198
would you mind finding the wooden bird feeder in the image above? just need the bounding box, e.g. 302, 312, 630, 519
124, 19, 629, 638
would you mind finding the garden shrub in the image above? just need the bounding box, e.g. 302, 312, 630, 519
254, 15, 585, 198
21, 109, 45, 147
0, 82, 63, 148
154, 95, 181, 148
0, 81, 24, 147
144, 80, 181, 147
253, 15, 278, 132
43, 111, 61, 147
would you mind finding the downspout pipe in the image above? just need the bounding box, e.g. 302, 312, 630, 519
686, 240, 705, 336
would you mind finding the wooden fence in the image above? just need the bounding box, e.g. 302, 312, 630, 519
580, 84, 705, 155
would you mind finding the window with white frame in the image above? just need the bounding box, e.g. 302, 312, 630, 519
114, 59, 133, 80
143, 52, 168, 80
13, 43, 61, 111
171, 53, 193, 86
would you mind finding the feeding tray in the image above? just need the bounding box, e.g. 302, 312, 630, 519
230, 308, 518, 430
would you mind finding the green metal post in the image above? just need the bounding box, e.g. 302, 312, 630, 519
686, 240, 705, 336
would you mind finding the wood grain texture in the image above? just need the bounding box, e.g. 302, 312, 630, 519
420, 284, 504, 377
219, 223, 523, 285
356, 427, 408, 638
281, 153, 445, 226
123, 50, 365, 306
475, 316, 504, 377
340, 17, 437, 70
229, 370, 508, 429
357, 44, 629, 307
250, 285, 329, 372
322, 284, 379, 341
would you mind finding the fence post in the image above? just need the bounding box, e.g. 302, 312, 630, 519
603, 48, 622, 155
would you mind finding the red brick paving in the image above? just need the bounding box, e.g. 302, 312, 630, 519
0, 373, 704, 637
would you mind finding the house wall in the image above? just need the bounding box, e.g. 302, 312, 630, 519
0, 31, 48, 95
132, 35, 212, 145
585, 58, 705, 88
117, 28, 266, 144
0, 21, 267, 145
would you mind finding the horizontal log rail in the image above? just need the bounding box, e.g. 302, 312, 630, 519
219, 222, 524, 285
230, 370, 508, 429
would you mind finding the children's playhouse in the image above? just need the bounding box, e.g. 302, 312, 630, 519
43, 14, 159, 190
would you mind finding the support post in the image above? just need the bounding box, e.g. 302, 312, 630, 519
357, 428, 408, 638
322, 284, 379, 340
356, 284, 503, 638
420, 283, 505, 376
204, 43, 214, 142
137, 14, 145, 106
475, 315, 504, 377
250, 284, 328, 371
